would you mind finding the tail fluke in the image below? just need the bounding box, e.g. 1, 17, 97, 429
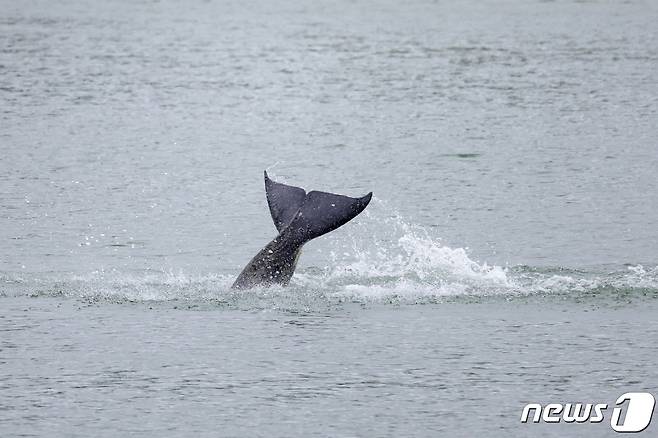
285, 190, 372, 242
264, 171, 372, 242
264, 171, 306, 232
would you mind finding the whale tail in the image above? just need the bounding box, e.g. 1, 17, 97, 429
264, 171, 372, 242
231, 172, 372, 289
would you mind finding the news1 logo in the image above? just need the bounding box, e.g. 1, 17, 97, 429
521, 392, 655, 433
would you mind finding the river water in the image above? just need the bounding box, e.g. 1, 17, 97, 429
1, 0, 658, 436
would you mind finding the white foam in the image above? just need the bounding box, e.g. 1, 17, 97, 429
1, 199, 657, 306
295, 199, 513, 300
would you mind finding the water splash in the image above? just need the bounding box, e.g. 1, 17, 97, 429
295, 200, 657, 303
1, 200, 657, 307
293, 200, 512, 301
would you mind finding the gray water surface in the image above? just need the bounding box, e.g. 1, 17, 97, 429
2, 0, 658, 436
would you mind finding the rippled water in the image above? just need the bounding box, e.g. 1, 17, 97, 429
2, 0, 658, 436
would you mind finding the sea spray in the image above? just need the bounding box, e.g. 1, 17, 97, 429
1, 200, 657, 306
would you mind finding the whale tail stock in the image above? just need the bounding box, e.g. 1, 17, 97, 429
264, 170, 372, 242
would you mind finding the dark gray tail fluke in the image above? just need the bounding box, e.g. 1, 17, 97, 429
264, 171, 372, 241
264, 171, 306, 232
286, 190, 372, 241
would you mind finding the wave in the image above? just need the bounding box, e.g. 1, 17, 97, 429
2, 201, 657, 308
2, 262, 656, 310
